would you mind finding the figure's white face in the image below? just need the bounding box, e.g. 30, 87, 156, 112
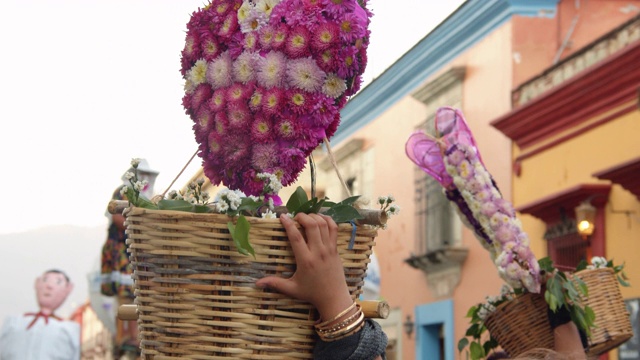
35, 272, 72, 314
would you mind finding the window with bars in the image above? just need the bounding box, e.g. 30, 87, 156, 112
410, 67, 465, 256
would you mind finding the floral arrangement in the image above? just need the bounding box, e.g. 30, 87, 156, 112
404, 108, 621, 358
180, 0, 373, 196
121, 158, 398, 256
405, 107, 540, 293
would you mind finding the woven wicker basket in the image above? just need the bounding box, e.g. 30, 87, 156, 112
124, 206, 377, 359
574, 267, 633, 356
485, 267, 632, 357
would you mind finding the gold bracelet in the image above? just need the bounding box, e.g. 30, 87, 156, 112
315, 302, 357, 329
316, 306, 362, 334
323, 319, 365, 342
317, 311, 365, 342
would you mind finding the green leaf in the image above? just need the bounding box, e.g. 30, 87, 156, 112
618, 274, 631, 287
237, 197, 263, 214
137, 196, 159, 210
465, 323, 481, 337
228, 216, 255, 258
575, 259, 588, 272
457, 338, 469, 353
286, 187, 309, 213
295, 198, 319, 214
158, 199, 194, 212
538, 257, 554, 273
466, 305, 478, 318
322, 204, 364, 223
574, 277, 588, 297
309, 198, 326, 214
193, 205, 211, 213
584, 305, 596, 328
469, 342, 485, 360
335, 195, 361, 206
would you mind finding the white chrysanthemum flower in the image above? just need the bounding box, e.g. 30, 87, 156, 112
268, 197, 275, 210
120, 186, 129, 196
377, 196, 387, 205
184, 78, 196, 94
124, 172, 135, 180
207, 52, 233, 89
322, 73, 347, 98
233, 52, 257, 83
591, 256, 608, 268
188, 59, 208, 86
255, 0, 280, 16
215, 201, 229, 213
261, 210, 277, 219
131, 158, 141, 167
237, 2, 252, 22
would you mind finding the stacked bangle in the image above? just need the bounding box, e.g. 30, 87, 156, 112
314, 303, 365, 342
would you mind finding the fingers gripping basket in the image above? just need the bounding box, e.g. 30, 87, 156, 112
484, 267, 632, 358
124, 206, 377, 359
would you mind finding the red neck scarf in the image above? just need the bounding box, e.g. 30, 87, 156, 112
24, 311, 62, 330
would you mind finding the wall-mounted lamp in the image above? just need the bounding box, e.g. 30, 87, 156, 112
403, 314, 415, 338
575, 200, 596, 239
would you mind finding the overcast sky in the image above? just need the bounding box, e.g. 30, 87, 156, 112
0, 0, 465, 322
0, 0, 465, 235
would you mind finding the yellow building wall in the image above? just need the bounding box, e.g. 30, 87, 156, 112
513, 110, 640, 297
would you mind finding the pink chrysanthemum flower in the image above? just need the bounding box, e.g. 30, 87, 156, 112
263, 87, 285, 114
258, 25, 275, 49
223, 132, 252, 163
257, 51, 286, 88
232, 52, 257, 84
251, 143, 279, 171
251, 115, 272, 143
271, 24, 288, 50
285, 26, 311, 58
322, 73, 347, 98
249, 87, 264, 111
218, 12, 239, 39
227, 102, 251, 128
207, 132, 223, 154
227, 83, 252, 103
336, 46, 359, 79
209, 88, 227, 113
311, 96, 338, 126
275, 116, 297, 139
311, 22, 340, 51
287, 90, 313, 114
193, 109, 213, 142
317, 48, 338, 73
207, 52, 234, 88
286, 57, 325, 92
213, 111, 228, 135
190, 84, 213, 112
339, 11, 367, 42
243, 32, 258, 52
200, 34, 221, 61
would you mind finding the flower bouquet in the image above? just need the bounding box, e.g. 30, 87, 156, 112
113, 0, 389, 358
405, 107, 632, 359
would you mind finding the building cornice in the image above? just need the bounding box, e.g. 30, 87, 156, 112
492, 42, 640, 149
332, 0, 559, 145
